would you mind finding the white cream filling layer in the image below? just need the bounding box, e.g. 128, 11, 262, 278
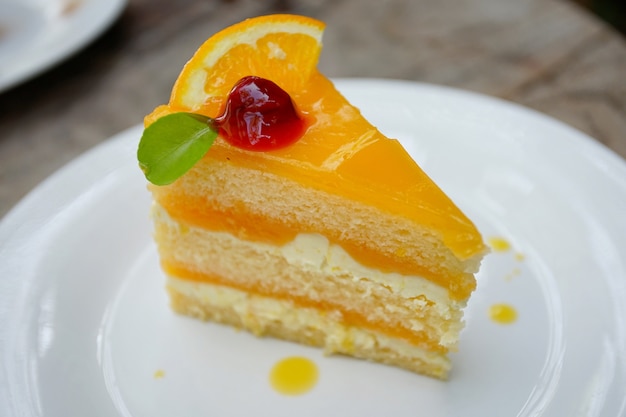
280, 233, 450, 305
280, 234, 465, 346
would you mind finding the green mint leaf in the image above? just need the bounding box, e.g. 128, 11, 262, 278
137, 112, 218, 185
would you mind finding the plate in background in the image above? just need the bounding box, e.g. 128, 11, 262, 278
0, 0, 126, 92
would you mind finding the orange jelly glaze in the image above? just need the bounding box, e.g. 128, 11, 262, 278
165, 261, 447, 353
149, 71, 485, 299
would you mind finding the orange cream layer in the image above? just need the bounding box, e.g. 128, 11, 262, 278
147, 72, 486, 262
153, 195, 476, 300
163, 261, 447, 353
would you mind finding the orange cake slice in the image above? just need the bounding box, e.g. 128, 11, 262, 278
139, 14, 487, 379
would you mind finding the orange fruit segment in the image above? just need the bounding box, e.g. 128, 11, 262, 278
146, 14, 324, 123
146, 14, 487, 296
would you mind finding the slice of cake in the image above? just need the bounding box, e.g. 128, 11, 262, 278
138, 14, 487, 379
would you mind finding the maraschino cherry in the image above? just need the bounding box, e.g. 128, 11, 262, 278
214, 76, 306, 151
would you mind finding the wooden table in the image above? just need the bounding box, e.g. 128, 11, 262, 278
1, 0, 625, 217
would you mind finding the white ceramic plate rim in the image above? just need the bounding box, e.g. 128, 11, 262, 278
1, 79, 625, 416
0, 0, 127, 93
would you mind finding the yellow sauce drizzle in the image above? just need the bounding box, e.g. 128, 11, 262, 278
153, 369, 165, 379
488, 236, 511, 252
270, 356, 318, 395
515, 252, 525, 262
489, 303, 518, 324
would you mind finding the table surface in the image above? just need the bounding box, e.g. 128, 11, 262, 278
1, 0, 625, 218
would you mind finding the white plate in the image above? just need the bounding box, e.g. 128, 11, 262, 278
0, 0, 126, 92
1, 79, 625, 416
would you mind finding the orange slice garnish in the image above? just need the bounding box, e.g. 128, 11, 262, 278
145, 14, 324, 125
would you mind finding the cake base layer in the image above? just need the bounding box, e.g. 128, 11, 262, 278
167, 276, 451, 379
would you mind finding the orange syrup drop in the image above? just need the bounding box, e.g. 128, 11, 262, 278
488, 236, 511, 252
269, 356, 318, 395
489, 303, 518, 324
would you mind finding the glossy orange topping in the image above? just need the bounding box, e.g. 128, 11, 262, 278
152, 72, 485, 260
